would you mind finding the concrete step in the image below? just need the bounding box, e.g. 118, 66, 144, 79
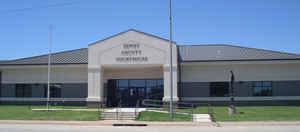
101, 115, 137, 117
192, 114, 211, 122
101, 116, 137, 119
101, 117, 137, 120
101, 117, 136, 120
101, 112, 138, 120
101, 113, 137, 117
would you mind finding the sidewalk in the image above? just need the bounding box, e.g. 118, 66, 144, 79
0, 120, 212, 126
32, 108, 99, 111
219, 121, 300, 126
1, 120, 300, 126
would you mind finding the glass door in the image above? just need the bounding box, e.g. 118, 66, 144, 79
128, 80, 146, 107
127, 86, 146, 107
107, 79, 163, 107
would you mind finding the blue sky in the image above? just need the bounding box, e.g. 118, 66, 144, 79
0, 0, 300, 60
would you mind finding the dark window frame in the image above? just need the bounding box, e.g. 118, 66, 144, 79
252, 81, 273, 96
44, 84, 62, 98
209, 82, 229, 97
15, 84, 32, 97
114, 79, 164, 101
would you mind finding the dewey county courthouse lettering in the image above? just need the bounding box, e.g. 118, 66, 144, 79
1, 29, 300, 107
116, 43, 148, 62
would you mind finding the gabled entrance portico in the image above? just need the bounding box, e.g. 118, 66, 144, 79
87, 29, 179, 107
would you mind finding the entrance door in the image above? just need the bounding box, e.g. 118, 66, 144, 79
107, 79, 163, 107
127, 86, 145, 107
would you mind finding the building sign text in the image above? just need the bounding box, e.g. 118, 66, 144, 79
116, 43, 148, 62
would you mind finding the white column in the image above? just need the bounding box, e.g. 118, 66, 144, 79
163, 64, 179, 102
87, 65, 104, 102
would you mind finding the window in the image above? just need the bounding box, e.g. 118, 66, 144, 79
31, 84, 47, 97
114, 79, 164, 101
146, 79, 163, 100
253, 81, 272, 96
116, 80, 129, 100
50, 84, 62, 98
210, 82, 229, 97
44, 84, 62, 98
16, 84, 32, 97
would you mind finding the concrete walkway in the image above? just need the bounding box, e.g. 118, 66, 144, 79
32, 108, 211, 122
2, 123, 300, 132
192, 114, 211, 122
104, 108, 146, 112
32, 108, 99, 111
1, 120, 300, 126
146, 109, 211, 122
0, 120, 212, 126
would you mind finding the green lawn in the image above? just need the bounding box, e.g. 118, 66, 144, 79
136, 111, 192, 121
2, 105, 300, 122
0, 105, 100, 121
179, 106, 300, 121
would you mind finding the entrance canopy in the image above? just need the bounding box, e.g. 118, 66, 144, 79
87, 29, 179, 105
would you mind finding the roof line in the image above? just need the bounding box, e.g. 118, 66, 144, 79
88, 29, 176, 46
180, 58, 300, 63
0, 63, 88, 66
131, 29, 176, 43
179, 44, 300, 56
8, 48, 87, 62
226, 44, 300, 56
178, 44, 232, 47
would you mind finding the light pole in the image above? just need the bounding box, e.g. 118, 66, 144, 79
169, 0, 174, 118
47, 24, 52, 111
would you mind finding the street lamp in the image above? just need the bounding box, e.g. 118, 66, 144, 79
47, 24, 52, 111
169, 0, 174, 118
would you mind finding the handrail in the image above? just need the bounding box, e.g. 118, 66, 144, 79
143, 99, 211, 110
142, 99, 213, 121
117, 99, 122, 120
98, 101, 101, 119
135, 99, 140, 117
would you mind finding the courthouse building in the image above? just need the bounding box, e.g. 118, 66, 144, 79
0, 29, 300, 106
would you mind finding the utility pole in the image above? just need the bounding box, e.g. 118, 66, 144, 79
169, 0, 174, 118
47, 24, 52, 111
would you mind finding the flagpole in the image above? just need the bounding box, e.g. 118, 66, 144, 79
169, 0, 174, 118
47, 24, 52, 111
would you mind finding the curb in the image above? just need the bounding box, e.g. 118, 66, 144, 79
1, 120, 299, 126
0, 120, 213, 126
219, 121, 300, 126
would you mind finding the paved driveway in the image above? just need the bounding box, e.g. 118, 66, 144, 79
0, 124, 299, 132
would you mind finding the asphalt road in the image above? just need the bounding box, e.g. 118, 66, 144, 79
0, 124, 300, 132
